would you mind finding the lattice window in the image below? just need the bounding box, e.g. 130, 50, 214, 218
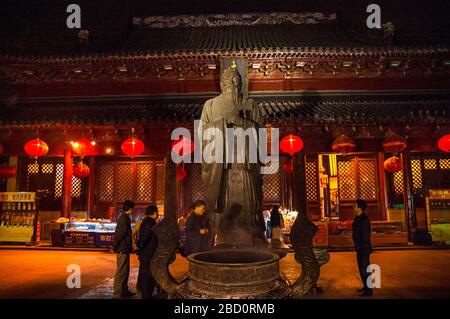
359, 160, 377, 200
305, 160, 318, 201
393, 171, 404, 195
136, 163, 154, 201
155, 163, 165, 204
263, 171, 280, 203
439, 159, 450, 170
72, 176, 82, 198
98, 163, 114, 202
28, 163, 39, 174
338, 160, 357, 200
411, 159, 423, 190
424, 159, 437, 170
116, 164, 134, 202
54, 164, 64, 198
190, 164, 204, 202
41, 164, 53, 174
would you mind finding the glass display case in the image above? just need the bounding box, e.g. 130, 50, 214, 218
62, 220, 116, 247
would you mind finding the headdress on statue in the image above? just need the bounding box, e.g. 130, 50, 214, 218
220, 63, 242, 91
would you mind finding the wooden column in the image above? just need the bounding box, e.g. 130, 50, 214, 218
377, 152, 388, 221
402, 149, 416, 241
86, 156, 96, 219
292, 151, 307, 215
62, 143, 73, 218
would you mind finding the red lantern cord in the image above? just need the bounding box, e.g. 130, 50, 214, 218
24, 138, 49, 158
280, 134, 304, 156
121, 137, 145, 157
437, 133, 450, 153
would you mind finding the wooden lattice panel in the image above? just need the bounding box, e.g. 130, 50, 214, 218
358, 160, 376, 200
54, 164, 64, 198
116, 163, 133, 202
72, 176, 82, 198
155, 163, 165, 204
28, 163, 39, 174
424, 159, 437, 170
411, 159, 423, 190
439, 159, 450, 170
262, 171, 280, 203
190, 164, 204, 202
305, 160, 318, 201
338, 160, 356, 200
393, 171, 404, 195
41, 164, 53, 174
136, 163, 154, 201
98, 163, 114, 202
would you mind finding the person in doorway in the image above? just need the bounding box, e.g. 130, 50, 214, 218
112, 200, 135, 299
270, 205, 285, 243
352, 199, 373, 297
185, 200, 211, 255
136, 205, 159, 299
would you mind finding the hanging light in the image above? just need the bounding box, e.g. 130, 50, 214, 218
384, 156, 402, 173
176, 164, 187, 181
24, 138, 49, 158
280, 134, 304, 156
73, 162, 90, 178
70, 138, 96, 157
0, 164, 16, 178
172, 137, 194, 156
121, 137, 145, 157
332, 135, 356, 153
383, 134, 407, 153
437, 133, 450, 153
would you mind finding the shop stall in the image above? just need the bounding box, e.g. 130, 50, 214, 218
426, 189, 450, 244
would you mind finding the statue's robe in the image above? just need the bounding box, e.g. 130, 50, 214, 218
199, 93, 265, 246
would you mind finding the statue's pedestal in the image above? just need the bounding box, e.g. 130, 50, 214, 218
174, 249, 291, 299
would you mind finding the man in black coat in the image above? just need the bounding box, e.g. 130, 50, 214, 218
185, 200, 211, 255
112, 200, 135, 299
136, 205, 158, 299
352, 199, 373, 296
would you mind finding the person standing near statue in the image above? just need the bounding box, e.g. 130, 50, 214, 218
199, 63, 266, 247
352, 199, 373, 297
112, 200, 135, 299
185, 200, 211, 255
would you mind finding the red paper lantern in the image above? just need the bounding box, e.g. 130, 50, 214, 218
121, 137, 145, 157
383, 134, 407, 153
71, 138, 96, 157
384, 156, 402, 173
332, 135, 356, 153
283, 161, 294, 174
24, 138, 49, 158
176, 165, 187, 181
280, 134, 304, 156
73, 162, 90, 178
172, 137, 195, 156
0, 164, 16, 178
438, 133, 450, 153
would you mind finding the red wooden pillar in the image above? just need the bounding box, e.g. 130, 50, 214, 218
62, 143, 73, 218
87, 157, 96, 219
377, 152, 388, 221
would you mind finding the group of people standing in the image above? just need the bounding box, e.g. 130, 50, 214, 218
112, 200, 159, 299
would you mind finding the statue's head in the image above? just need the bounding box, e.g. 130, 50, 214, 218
220, 67, 242, 93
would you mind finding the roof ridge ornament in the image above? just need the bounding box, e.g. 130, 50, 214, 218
133, 12, 337, 29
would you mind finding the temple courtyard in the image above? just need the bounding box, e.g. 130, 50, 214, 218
0, 248, 449, 299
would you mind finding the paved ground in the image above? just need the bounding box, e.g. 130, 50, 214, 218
0, 249, 449, 298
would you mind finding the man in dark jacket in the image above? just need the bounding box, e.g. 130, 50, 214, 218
136, 205, 158, 299
352, 199, 373, 296
112, 200, 135, 299
185, 200, 211, 255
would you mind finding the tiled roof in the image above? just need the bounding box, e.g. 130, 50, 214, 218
1, 94, 449, 127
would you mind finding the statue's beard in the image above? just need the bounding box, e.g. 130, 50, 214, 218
223, 85, 241, 107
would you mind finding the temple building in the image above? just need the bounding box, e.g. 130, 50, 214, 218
1, 0, 450, 248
